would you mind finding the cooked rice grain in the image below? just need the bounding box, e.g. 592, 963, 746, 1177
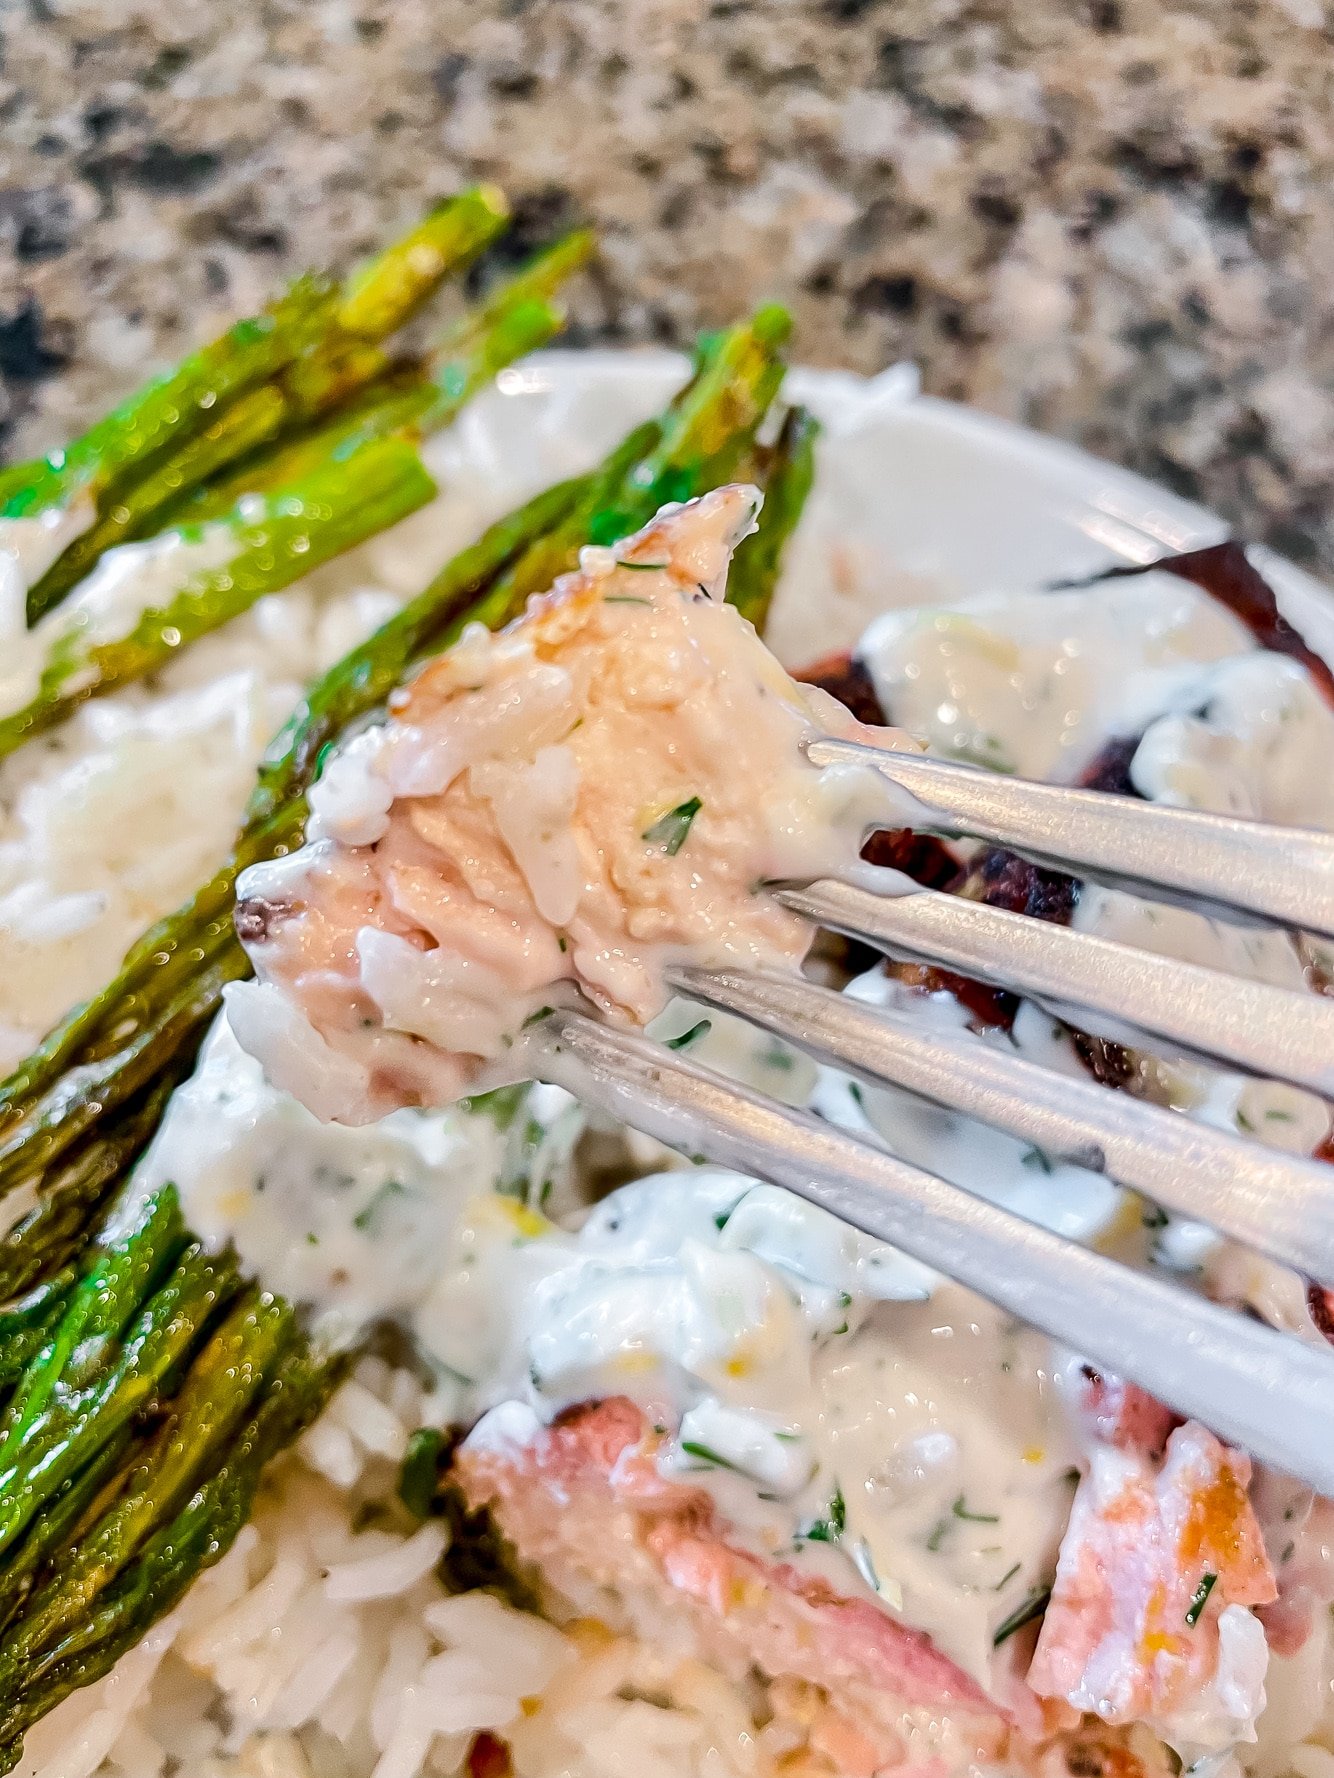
11, 1363, 833, 1778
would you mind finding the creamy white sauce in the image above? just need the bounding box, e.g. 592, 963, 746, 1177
859, 575, 1250, 780
0, 498, 97, 616
147, 1006, 1074, 1693
417, 1161, 1079, 1693
0, 524, 240, 716
140, 1013, 593, 1387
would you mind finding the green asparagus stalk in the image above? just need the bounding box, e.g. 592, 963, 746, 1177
18, 188, 510, 624
0, 436, 437, 762
0, 275, 335, 528
463, 307, 792, 642
172, 230, 595, 528
0, 1427, 137, 1637
726, 403, 819, 630
0, 239, 592, 767
0, 1343, 334, 1762
0, 1080, 180, 1304
0, 1285, 295, 1681
0, 311, 795, 1763
0, 1237, 242, 1561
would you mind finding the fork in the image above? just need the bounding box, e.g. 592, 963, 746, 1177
526, 737, 1334, 1496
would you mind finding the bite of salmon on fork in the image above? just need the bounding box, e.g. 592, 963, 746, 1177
230, 482, 909, 1120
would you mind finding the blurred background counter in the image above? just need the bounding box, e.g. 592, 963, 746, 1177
1, 1, 1332, 565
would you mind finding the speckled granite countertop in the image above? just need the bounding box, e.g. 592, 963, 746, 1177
1, 0, 1332, 567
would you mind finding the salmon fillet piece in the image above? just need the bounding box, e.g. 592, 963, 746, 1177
1028, 1422, 1276, 1749
456, 1396, 1017, 1776
1073, 1369, 1179, 1460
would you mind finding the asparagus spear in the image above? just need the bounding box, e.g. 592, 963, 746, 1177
18, 188, 511, 624
0, 437, 438, 763
0, 274, 334, 529
0, 1343, 334, 1763
0, 1235, 242, 1562
0, 1285, 295, 1681
0, 1080, 180, 1304
165, 229, 595, 528
725, 403, 819, 631
460, 306, 792, 641
0, 314, 796, 1759
0, 241, 592, 766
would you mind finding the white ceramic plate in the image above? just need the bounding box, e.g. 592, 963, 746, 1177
397, 347, 1334, 676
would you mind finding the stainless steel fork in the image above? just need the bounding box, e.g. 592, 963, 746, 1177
526, 738, 1334, 1496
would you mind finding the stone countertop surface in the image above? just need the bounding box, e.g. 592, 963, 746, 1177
1, 0, 1333, 569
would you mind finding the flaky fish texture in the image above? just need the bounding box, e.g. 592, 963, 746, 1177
232, 485, 903, 1122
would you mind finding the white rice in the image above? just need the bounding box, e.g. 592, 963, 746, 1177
9, 1360, 836, 1778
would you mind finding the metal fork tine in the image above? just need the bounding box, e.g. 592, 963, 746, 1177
808, 736, 1334, 941
781, 879, 1334, 1099
531, 1012, 1334, 1496
669, 962, 1334, 1287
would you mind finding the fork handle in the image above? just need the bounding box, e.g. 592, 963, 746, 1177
809, 736, 1334, 942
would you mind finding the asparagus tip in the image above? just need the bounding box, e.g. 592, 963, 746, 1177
468, 183, 512, 226
751, 303, 794, 348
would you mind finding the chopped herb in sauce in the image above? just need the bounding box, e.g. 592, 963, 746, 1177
458, 1081, 533, 1123
953, 1494, 1000, 1524
397, 1427, 445, 1519
926, 1518, 949, 1553
521, 1006, 555, 1028
616, 559, 670, 571
993, 1585, 1051, 1645
680, 1439, 747, 1474
1185, 1571, 1217, 1626
643, 795, 702, 855
994, 1561, 1022, 1592
353, 1178, 407, 1233
1021, 1146, 1056, 1174
604, 594, 653, 606
802, 1487, 846, 1543
666, 1019, 712, 1050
